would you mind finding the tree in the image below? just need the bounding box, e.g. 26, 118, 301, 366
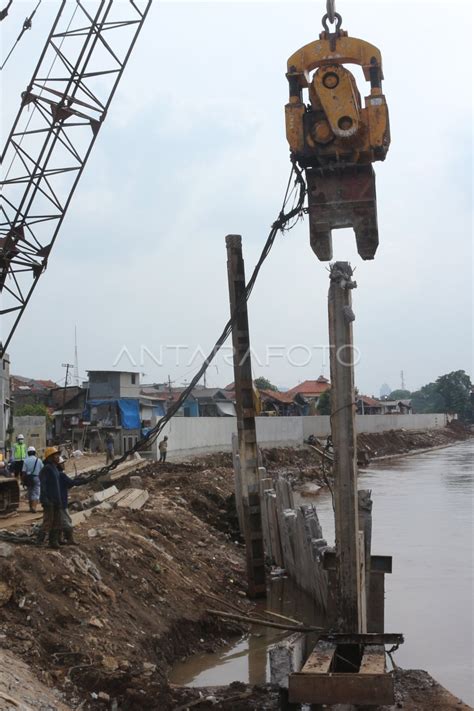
411, 382, 444, 414
254, 377, 278, 392
435, 370, 472, 421
15, 403, 49, 418
388, 389, 411, 400
317, 390, 331, 415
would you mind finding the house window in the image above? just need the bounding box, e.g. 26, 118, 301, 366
131, 374, 136, 385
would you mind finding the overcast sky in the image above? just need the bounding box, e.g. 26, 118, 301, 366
1, 0, 472, 395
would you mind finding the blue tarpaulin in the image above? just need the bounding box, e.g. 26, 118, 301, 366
116, 399, 141, 430
85, 399, 141, 430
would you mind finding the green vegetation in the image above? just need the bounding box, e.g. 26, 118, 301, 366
317, 390, 331, 415
14, 403, 49, 418
387, 389, 411, 400
435, 370, 472, 422
389, 370, 472, 422
254, 377, 278, 392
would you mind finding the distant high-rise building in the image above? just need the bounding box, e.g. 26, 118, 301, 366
379, 383, 391, 398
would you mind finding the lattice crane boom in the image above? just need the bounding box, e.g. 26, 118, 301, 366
0, 0, 151, 357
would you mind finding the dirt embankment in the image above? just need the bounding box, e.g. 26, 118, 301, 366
0, 465, 252, 710
357, 422, 471, 460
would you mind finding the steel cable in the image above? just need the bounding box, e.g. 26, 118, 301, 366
1, 0, 42, 70
82, 162, 307, 483
0, 0, 13, 22
326, 0, 336, 24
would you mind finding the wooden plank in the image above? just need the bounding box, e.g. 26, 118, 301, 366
323, 552, 392, 574
358, 489, 373, 606
328, 262, 364, 633
108, 489, 131, 505
231, 433, 244, 534
322, 632, 403, 646
280, 510, 297, 579
368, 570, 386, 632
258, 476, 272, 560
289, 672, 394, 705
226, 234, 266, 599
91, 485, 119, 503
109, 488, 149, 510
360, 645, 386, 674
358, 530, 367, 631
275, 477, 293, 510
265, 491, 283, 568
301, 641, 336, 674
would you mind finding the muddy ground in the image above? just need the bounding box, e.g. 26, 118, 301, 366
0, 426, 471, 710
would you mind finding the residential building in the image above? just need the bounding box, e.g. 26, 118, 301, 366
85, 370, 142, 455
287, 376, 331, 414
379, 399, 413, 415
88, 370, 140, 400
191, 387, 236, 416
258, 388, 301, 416
357, 396, 413, 415
143, 384, 199, 417
10, 375, 57, 408
51, 386, 87, 445
356, 396, 383, 415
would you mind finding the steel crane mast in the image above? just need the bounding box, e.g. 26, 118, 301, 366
0, 0, 151, 357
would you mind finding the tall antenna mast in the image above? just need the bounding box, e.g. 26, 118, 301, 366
74, 325, 79, 387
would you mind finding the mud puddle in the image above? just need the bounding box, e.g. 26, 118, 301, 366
169, 576, 326, 687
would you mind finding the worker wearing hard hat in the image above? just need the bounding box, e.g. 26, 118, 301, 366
11, 434, 27, 479
57, 456, 81, 546
22, 446, 43, 512
39, 447, 63, 549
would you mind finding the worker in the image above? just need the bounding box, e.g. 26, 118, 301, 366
57, 456, 79, 545
39, 447, 63, 549
158, 435, 168, 463
21, 445, 43, 512
11, 434, 27, 479
105, 432, 114, 465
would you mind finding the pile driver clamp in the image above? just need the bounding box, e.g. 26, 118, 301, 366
285, 4, 390, 260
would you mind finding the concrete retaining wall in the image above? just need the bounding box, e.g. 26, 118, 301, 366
156, 413, 447, 460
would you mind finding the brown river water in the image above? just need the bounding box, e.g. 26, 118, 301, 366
170, 440, 474, 705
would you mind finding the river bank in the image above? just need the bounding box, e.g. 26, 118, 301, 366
0, 429, 471, 709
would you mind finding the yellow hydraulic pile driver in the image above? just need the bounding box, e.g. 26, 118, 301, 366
285, 1, 390, 260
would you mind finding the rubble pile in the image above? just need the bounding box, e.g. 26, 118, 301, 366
357, 424, 471, 459
0, 465, 251, 710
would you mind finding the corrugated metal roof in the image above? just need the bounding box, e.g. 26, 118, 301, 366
259, 388, 294, 404
358, 395, 381, 407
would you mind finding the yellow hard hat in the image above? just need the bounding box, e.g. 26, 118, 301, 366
43, 446, 60, 460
